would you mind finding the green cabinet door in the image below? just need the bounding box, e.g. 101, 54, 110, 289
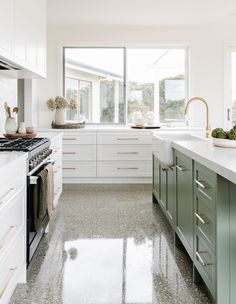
175, 150, 193, 258
166, 166, 175, 227
160, 165, 167, 209
153, 154, 160, 203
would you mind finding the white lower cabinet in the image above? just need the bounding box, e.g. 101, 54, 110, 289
63, 162, 97, 178
61, 130, 152, 183
0, 154, 27, 304
50, 134, 63, 207
97, 161, 152, 177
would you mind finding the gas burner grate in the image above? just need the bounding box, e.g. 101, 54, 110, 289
0, 138, 50, 152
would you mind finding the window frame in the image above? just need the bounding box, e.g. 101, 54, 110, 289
63, 46, 189, 125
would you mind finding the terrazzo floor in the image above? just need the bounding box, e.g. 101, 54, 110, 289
10, 184, 213, 304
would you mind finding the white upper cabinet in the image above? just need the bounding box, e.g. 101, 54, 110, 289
0, 0, 14, 60
0, 0, 46, 78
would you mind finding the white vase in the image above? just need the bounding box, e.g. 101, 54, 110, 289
5, 117, 18, 134
55, 108, 66, 125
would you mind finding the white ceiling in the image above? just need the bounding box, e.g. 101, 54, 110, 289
48, 0, 236, 27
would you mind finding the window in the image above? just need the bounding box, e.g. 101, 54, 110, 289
224, 47, 236, 129
64, 47, 125, 123
63, 47, 188, 124
232, 52, 236, 124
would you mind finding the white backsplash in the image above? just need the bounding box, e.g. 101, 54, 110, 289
0, 79, 18, 135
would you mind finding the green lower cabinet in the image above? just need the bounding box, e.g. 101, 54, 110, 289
152, 154, 160, 202
230, 182, 236, 304
152, 154, 175, 228
174, 150, 194, 259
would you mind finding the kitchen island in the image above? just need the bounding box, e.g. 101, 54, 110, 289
152, 135, 236, 304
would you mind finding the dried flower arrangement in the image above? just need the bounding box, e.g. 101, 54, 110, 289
46, 96, 77, 111
68, 97, 78, 110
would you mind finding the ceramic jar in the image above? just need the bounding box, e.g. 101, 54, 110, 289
5, 117, 18, 134
55, 108, 66, 125
18, 122, 26, 134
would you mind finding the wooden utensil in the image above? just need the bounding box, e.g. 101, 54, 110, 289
7, 106, 11, 118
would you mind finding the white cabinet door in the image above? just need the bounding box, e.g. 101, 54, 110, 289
0, 0, 14, 60
13, 0, 28, 63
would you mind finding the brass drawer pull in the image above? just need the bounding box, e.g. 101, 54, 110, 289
63, 138, 76, 140
194, 212, 209, 225
63, 167, 76, 170
196, 251, 212, 267
195, 179, 209, 189
116, 138, 138, 141
117, 167, 139, 170
117, 152, 139, 155
63, 152, 76, 155
0, 267, 17, 299
0, 225, 18, 250
0, 188, 17, 204
176, 165, 187, 171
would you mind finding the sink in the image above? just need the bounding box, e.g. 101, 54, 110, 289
152, 132, 205, 166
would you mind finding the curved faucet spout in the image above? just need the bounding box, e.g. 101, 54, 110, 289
184, 96, 210, 138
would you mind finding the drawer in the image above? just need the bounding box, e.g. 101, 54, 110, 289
194, 162, 216, 206
0, 167, 25, 208
0, 231, 24, 304
63, 145, 96, 161
97, 145, 152, 161
97, 161, 152, 177
97, 132, 152, 145
195, 195, 215, 251
63, 162, 96, 177
63, 133, 96, 145
0, 188, 25, 258
195, 234, 215, 296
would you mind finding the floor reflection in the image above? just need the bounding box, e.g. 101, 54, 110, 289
9, 184, 212, 304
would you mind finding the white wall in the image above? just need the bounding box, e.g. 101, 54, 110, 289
0, 79, 18, 135
37, 15, 236, 129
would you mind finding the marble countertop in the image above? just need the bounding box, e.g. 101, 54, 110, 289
172, 139, 236, 184
37, 125, 204, 133
0, 152, 27, 171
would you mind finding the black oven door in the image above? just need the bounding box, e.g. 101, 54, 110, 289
26, 160, 53, 266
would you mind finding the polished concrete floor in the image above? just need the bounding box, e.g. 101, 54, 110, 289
10, 185, 212, 304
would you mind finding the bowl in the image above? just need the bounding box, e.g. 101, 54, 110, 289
212, 138, 236, 148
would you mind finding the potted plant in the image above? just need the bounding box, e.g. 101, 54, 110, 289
46, 96, 77, 125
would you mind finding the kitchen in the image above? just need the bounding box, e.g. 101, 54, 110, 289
1, 1, 236, 304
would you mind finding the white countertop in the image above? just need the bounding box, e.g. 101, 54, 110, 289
172, 139, 236, 184
37, 125, 204, 133
0, 152, 27, 170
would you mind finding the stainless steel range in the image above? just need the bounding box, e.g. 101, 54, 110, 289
0, 137, 53, 265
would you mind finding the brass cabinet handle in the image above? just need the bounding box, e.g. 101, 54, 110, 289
195, 179, 209, 189
117, 167, 139, 170
63, 152, 76, 155
0, 188, 17, 204
194, 212, 209, 225
63, 167, 76, 170
116, 138, 138, 141
196, 251, 212, 267
117, 152, 139, 155
0, 267, 18, 299
0, 225, 18, 250
63, 138, 76, 140
176, 165, 188, 171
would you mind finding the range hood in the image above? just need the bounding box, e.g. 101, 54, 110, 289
0, 59, 19, 70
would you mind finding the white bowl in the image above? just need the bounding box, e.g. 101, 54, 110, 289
212, 138, 236, 148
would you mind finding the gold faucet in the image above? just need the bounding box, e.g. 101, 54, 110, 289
184, 96, 211, 138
